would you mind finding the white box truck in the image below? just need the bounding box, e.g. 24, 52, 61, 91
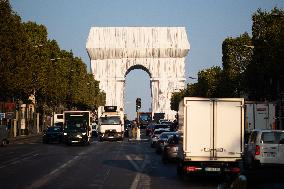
177, 97, 244, 178
97, 106, 124, 141
245, 102, 277, 132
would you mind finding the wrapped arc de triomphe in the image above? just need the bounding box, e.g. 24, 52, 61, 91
86, 27, 190, 120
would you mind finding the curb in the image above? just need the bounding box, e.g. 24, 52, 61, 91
8, 134, 42, 143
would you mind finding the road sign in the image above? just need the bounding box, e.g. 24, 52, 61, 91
0, 113, 5, 120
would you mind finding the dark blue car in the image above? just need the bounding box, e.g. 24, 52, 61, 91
42, 126, 63, 144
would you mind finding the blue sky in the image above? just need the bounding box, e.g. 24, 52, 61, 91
11, 0, 284, 119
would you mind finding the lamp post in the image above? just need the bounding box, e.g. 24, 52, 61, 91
31, 44, 45, 134
50, 57, 63, 124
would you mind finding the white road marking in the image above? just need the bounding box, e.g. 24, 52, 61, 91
25, 148, 92, 189
126, 155, 151, 189
0, 152, 39, 169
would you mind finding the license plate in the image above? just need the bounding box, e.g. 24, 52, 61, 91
108, 136, 114, 138
265, 152, 276, 157
205, 167, 221, 172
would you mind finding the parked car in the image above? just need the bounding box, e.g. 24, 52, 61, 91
156, 132, 178, 154
0, 125, 9, 147
150, 128, 170, 147
42, 126, 63, 144
245, 129, 284, 168
162, 134, 179, 163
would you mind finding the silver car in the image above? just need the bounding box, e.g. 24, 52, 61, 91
162, 134, 179, 163
150, 128, 170, 148
156, 132, 178, 154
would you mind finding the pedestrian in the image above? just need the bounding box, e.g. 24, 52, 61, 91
131, 120, 138, 139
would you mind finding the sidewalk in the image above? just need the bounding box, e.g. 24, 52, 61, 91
8, 133, 42, 144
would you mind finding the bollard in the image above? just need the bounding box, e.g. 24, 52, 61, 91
137, 128, 140, 140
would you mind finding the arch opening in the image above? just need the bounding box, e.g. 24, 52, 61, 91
124, 68, 152, 120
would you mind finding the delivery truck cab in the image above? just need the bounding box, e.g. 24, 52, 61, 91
63, 111, 92, 145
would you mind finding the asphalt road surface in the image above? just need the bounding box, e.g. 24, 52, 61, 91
0, 133, 284, 189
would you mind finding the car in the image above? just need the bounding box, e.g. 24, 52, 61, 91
42, 126, 63, 144
150, 128, 170, 148
147, 123, 172, 136
0, 125, 9, 147
162, 134, 180, 163
146, 123, 155, 136
156, 132, 178, 154
124, 120, 132, 137
245, 129, 284, 168
158, 119, 170, 124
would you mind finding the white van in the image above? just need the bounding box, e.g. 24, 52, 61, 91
245, 129, 284, 167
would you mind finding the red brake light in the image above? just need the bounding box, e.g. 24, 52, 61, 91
230, 167, 241, 174
255, 145, 260, 155
184, 166, 201, 172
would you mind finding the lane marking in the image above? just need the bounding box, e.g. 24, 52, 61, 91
25, 148, 93, 189
0, 152, 39, 169
126, 155, 150, 189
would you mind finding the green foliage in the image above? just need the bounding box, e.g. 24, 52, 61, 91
170, 7, 284, 111
0, 0, 33, 101
170, 90, 185, 111
221, 33, 252, 97
196, 66, 222, 97
247, 7, 284, 100
0, 0, 105, 112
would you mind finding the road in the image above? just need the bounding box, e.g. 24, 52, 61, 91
0, 132, 283, 189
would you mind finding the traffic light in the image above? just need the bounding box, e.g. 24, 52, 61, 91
136, 98, 141, 111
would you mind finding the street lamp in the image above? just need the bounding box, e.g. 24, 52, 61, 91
243, 45, 254, 49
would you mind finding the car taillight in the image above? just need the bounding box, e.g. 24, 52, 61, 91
230, 167, 241, 174
184, 166, 202, 172
255, 145, 260, 155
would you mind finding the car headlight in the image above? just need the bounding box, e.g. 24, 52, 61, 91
76, 135, 82, 138
82, 132, 87, 135
64, 133, 67, 136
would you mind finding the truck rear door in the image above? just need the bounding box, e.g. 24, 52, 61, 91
184, 99, 212, 158
215, 99, 244, 158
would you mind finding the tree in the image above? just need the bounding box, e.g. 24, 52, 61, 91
170, 89, 185, 111
247, 7, 284, 100
221, 33, 252, 97
0, 0, 33, 101
197, 66, 222, 97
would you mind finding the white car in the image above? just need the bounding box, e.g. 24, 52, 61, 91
245, 129, 284, 167
150, 128, 170, 147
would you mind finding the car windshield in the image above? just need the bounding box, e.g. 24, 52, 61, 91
65, 121, 87, 131
160, 132, 177, 139
261, 132, 284, 144
100, 116, 121, 125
